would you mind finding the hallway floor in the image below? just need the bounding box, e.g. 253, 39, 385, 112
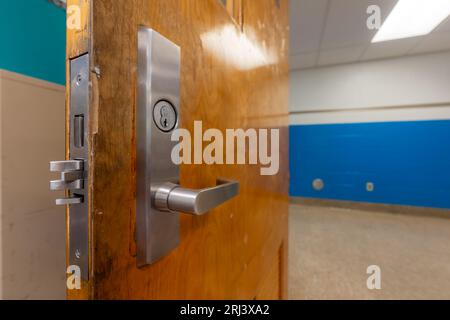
289, 204, 450, 300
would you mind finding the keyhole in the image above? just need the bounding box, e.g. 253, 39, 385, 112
160, 107, 170, 128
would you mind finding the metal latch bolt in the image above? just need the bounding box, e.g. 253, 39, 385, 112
50, 160, 85, 205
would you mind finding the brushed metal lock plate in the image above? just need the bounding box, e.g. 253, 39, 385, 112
136, 28, 239, 268
136, 28, 181, 267
68, 54, 90, 280
51, 54, 90, 280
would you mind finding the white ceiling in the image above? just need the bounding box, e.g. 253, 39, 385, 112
290, 0, 450, 70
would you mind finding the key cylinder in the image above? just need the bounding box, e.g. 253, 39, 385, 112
153, 100, 177, 132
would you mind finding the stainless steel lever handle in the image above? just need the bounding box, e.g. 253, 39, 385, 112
152, 179, 239, 215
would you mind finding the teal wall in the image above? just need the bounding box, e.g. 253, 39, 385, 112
0, 0, 66, 85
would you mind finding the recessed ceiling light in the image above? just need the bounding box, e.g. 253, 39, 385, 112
372, 0, 450, 43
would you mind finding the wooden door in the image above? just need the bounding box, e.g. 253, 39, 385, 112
66, 0, 289, 300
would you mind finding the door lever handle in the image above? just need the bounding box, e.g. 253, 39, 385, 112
152, 179, 239, 215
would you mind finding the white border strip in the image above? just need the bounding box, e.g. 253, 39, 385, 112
0, 69, 64, 92
290, 105, 450, 125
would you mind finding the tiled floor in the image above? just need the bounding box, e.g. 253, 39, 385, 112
289, 204, 450, 300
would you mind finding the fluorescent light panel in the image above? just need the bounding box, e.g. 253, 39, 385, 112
372, 0, 450, 43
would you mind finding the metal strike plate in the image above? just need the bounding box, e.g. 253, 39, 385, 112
136, 28, 181, 267
68, 53, 90, 279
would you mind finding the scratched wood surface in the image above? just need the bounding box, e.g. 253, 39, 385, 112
66, 0, 289, 299
224, 0, 244, 27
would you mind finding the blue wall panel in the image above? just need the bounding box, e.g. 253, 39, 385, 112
0, 0, 66, 84
290, 120, 450, 209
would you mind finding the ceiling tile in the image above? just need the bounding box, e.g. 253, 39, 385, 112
410, 32, 450, 55
320, 0, 397, 50
362, 37, 421, 61
289, 0, 329, 55
290, 52, 317, 70
289, 0, 450, 69
317, 46, 366, 67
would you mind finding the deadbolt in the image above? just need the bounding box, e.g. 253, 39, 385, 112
153, 100, 177, 132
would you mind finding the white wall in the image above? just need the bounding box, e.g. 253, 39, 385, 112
0, 70, 66, 299
290, 51, 450, 125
